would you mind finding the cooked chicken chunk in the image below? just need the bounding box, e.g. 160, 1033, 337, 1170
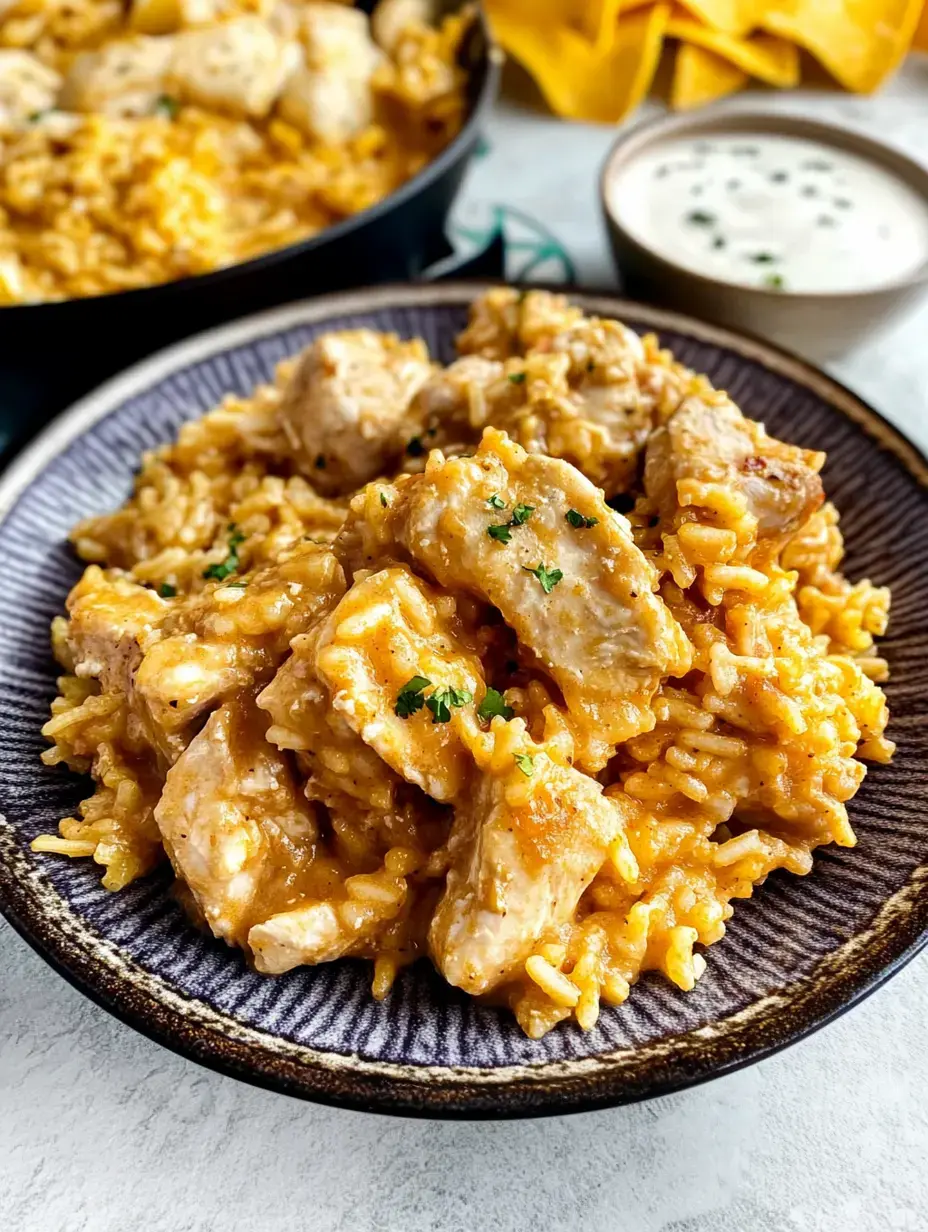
278, 63, 374, 143
60, 37, 174, 117
278, 329, 434, 494
298, 2, 383, 72
645, 394, 825, 541
258, 618, 400, 814
371, 0, 430, 52
135, 543, 345, 759
168, 17, 300, 117
0, 51, 62, 132
430, 725, 624, 995
154, 702, 317, 945
66, 567, 167, 695
339, 428, 692, 769
313, 565, 485, 802
402, 355, 503, 459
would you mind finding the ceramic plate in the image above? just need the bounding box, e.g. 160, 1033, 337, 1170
1, 285, 926, 1118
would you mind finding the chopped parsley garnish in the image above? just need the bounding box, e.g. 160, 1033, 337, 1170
802, 159, 832, 172
153, 94, 179, 119
565, 509, 598, 529
508, 371, 527, 385
733, 145, 759, 157
425, 686, 472, 725
395, 675, 432, 718
762, 272, 785, 290
203, 525, 246, 581
686, 210, 716, 226
586, 358, 596, 372
769, 170, 789, 183
225, 581, 248, 589
801, 185, 819, 198
523, 563, 563, 594
488, 523, 513, 544
406, 436, 425, 457
834, 197, 852, 210
513, 752, 535, 777
487, 494, 506, 510
477, 687, 515, 723
711, 235, 726, 250
314, 453, 326, 469
158, 583, 176, 598
510, 503, 534, 526
817, 215, 836, 228
28, 109, 51, 123
380, 492, 388, 507
749, 252, 777, 264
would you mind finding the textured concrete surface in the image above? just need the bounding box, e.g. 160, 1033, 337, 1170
3, 59, 928, 1232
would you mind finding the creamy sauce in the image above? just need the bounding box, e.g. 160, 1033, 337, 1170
607, 132, 928, 293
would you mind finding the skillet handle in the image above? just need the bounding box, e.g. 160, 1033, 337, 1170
419, 225, 505, 282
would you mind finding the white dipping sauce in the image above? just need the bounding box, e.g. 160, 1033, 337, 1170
607, 132, 928, 293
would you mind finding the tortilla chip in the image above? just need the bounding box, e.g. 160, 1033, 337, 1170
671, 40, 749, 108
487, 1, 670, 122
667, 12, 799, 86
761, 0, 924, 92
674, 0, 758, 36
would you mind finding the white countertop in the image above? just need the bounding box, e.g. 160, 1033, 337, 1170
4, 59, 928, 1232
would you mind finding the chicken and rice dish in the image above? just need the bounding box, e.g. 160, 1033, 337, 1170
0, 0, 470, 304
34, 288, 894, 1038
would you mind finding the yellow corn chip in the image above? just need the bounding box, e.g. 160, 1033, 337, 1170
761, 0, 924, 92
667, 12, 799, 86
914, 0, 928, 49
487, 1, 670, 122
671, 40, 749, 108
674, 0, 758, 36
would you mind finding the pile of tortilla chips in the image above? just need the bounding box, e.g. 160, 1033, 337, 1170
485, 0, 928, 121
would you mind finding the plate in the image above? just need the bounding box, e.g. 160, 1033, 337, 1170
1, 284, 927, 1118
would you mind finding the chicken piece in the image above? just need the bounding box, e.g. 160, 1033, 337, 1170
0, 51, 62, 132
278, 329, 434, 494
339, 428, 692, 769
645, 393, 825, 542
298, 2, 383, 72
313, 565, 485, 802
258, 618, 400, 814
401, 355, 503, 460
65, 567, 168, 695
129, 0, 277, 34
168, 17, 300, 118
371, 0, 430, 52
277, 63, 374, 143
59, 37, 174, 118
135, 542, 345, 760
430, 723, 625, 995
154, 702, 317, 946
248, 859, 408, 974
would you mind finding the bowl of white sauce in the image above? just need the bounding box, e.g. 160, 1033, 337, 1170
601, 110, 928, 360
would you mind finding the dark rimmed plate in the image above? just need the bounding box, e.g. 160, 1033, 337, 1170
1, 284, 927, 1119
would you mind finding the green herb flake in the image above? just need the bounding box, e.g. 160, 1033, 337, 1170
513, 752, 535, 777
225, 581, 248, 589
487, 494, 506, 510
203, 525, 246, 581
686, 210, 716, 226
395, 675, 432, 719
488, 523, 513, 544
523, 563, 563, 594
406, 436, 425, 457
711, 235, 726, 250
762, 272, 785, 291
153, 94, 179, 120
425, 686, 472, 725
158, 583, 177, 598
565, 509, 598, 529
508, 371, 527, 385
510, 503, 534, 526
477, 687, 515, 723
380, 492, 389, 508
749, 252, 777, 264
